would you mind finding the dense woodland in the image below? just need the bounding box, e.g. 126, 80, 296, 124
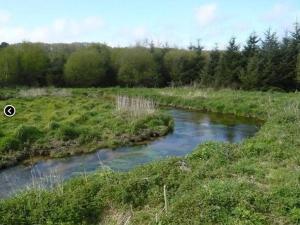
1, 23, 300, 91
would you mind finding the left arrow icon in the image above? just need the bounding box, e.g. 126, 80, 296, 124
3, 105, 16, 117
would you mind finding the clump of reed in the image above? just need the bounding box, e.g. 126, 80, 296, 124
18, 88, 72, 98
116, 95, 156, 117
19, 88, 47, 97
159, 88, 210, 99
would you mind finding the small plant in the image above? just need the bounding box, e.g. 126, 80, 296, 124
116, 95, 156, 117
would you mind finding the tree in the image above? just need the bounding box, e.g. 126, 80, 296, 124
0, 46, 19, 86
215, 54, 227, 87
260, 29, 281, 88
240, 55, 261, 89
64, 46, 110, 87
164, 49, 198, 85
117, 47, 161, 87
216, 38, 242, 88
18, 43, 49, 86
276, 22, 300, 89
46, 48, 67, 86
202, 45, 221, 86
243, 33, 260, 59
239, 33, 261, 89
189, 40, 206, 82
297, 53, 300, 84
0, 42, 9, 49
150, 43, 171, 86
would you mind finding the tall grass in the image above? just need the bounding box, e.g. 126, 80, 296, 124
18, 88, 72, 98
116, 95, 156, 117
19, 88, 47, 97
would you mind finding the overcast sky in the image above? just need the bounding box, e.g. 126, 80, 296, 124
0, 0, 300, 49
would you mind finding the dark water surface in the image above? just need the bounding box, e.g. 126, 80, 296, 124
0, 109, 260, 198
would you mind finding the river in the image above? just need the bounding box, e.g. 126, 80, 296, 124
0, 108, 260, 198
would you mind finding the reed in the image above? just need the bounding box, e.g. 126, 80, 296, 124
116, 95, 156, 117
19, 88, 47, 98
18, 88, 72, 98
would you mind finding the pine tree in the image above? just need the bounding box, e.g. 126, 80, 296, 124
218, 37, 242, 88
297, 53, 300, 84
202, 45, 220, 86
189, 39, 206, 83
277, 22, 300, 89
260, 29, 281, 89
240, 55, 260, 89
239, 33, 262, 89
215, 53, 227, 87
243, 33, 260, 59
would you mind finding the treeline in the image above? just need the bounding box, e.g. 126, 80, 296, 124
1, 23, 300, 90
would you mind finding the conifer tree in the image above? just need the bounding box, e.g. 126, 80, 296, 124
243, 33, 260, 59
240, 55, 260, 89
189, 39, 206, 83
277, 22, 300, 89
202, 45, 220, 86
260, 29, 281, 88
217, 37, 242, 88
297, 53, 300, 84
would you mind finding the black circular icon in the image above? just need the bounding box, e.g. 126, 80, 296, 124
3, 105, 16, 117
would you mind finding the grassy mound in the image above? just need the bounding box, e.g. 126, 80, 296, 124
0, 88, 173, 169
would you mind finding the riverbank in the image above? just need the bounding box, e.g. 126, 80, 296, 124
1, 87, 299, 225
0, 88, 173, 169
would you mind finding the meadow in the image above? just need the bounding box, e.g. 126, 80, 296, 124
0, 88, 173, 169
0, 87, 300, 225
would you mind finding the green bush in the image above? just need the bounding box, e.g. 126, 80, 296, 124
0, 136, 20, 152
14, 125, 43, 143
117, 47, 161, 87
64, 46, 110, 87
58, 124, 81, 141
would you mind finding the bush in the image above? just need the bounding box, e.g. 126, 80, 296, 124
15, 125, 43, 144
117, 47, 161, 87
58, 124, 81, 141
0, 136, 20, 152
164, 49, 198, 85
0, 46, 19, 86
64, 46, 110, 87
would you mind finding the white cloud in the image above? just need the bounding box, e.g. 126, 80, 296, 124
195, 3, 217, 27
0, 16, 105, 43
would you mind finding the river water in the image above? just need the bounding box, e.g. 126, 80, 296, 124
0, 109, 260, 198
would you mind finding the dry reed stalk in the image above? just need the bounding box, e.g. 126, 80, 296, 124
116, 95, 156, 117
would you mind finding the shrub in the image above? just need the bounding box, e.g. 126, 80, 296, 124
0, 136, 20, 152
117, 47, 161, 87
64, 46, 110, 87
58, 124, 81, 141
14, 125, 43, 144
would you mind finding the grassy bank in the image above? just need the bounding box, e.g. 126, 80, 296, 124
0, 88, 173, 169
0, 87, 300, 225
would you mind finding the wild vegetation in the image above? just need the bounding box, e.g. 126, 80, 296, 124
0, 87, 299, 225
1, 22, 300, 91
0, 88, 173, 169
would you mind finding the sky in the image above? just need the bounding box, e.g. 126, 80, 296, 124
0, 0, 300, 49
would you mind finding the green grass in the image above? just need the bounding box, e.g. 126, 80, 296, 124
0, 87, 300, 225
0, 88, 173, 169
